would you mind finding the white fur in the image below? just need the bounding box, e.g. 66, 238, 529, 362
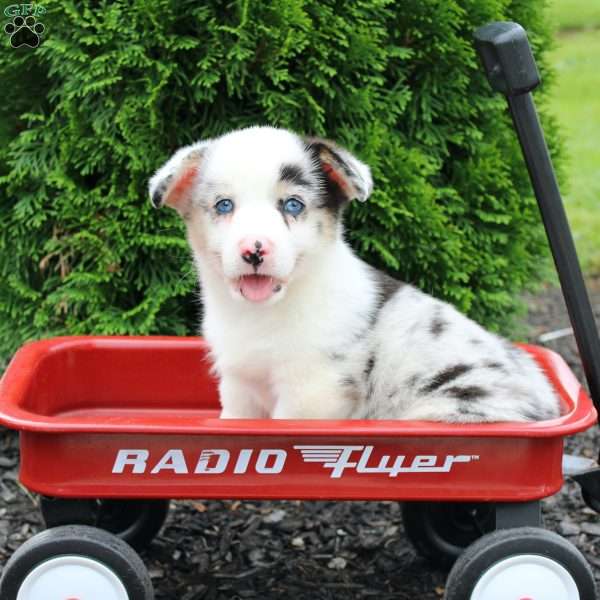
150, 126, 560, 423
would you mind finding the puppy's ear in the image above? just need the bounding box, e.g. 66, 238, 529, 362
148, 141, 211, 215
304, 137, 373, 202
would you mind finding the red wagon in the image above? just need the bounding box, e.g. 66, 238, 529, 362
0, 335, 597, 600
0, 336, 595, 504
1, 21, 600, 600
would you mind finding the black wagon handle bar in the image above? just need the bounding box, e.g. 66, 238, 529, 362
473, 22, 600, 413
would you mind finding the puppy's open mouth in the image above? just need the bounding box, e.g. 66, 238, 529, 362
238, 274, 283, 303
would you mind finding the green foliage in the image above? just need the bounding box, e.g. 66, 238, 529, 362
0, 0, 561, 356
547, 27, 600, 272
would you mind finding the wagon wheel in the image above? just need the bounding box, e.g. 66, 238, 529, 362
581, 488, 600, 514
40, 497, 170, 550
402, 501, 495, 570
0, 525, 154, 600
444, 527, 596, 600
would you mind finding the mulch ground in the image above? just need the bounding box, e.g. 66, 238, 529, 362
1, 276, 599, 599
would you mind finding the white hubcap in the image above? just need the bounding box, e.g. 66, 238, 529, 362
471, 554, 579, 600
16, 555, 129, 600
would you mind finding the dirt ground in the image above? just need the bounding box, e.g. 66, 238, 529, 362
1, 277, 599, 599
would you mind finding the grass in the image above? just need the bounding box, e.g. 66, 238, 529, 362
546, 1, 600, 272
547, 0, 600, 32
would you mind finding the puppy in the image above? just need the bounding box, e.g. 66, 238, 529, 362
149, 126, 560, 422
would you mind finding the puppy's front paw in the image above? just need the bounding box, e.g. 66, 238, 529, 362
219, 407, 262, 419
219, 408, 237, 419
219, 377, 266, 418
271, 392, 352, 419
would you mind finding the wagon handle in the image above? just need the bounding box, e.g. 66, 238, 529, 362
473, 22, 600, 416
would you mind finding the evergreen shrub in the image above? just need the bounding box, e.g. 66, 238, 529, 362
0, 0, 560, 357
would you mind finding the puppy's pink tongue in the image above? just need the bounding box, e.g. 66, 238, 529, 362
239, 275, 275, 302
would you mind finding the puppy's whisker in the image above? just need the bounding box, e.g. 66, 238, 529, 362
170, 264, 197, 290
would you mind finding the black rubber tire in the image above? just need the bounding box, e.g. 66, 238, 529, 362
0, 525, 154, 600
40, 497, 170, 550
402, 501, 495, 571
444, 527, 597, 600
581, 488, 600, 514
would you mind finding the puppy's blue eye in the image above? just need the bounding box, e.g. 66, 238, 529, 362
282, 196, 305, 217
215, 198, 234, 214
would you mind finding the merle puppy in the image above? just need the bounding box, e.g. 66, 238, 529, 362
149, 126, 560, 422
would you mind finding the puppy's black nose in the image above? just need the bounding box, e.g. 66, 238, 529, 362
240, 239, 270, 269
242, 250, 264, 268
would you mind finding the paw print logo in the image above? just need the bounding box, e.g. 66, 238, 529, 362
4, 15, 45, 48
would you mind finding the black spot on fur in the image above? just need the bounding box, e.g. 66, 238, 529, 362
520, 407, 543, 421
363, 352, 377, 402
353, 269, 406, 337
484, 361, 507, 372
341, 375, 357, 388
151, 188, 163, 208
520, 402, 558, 421
305, 140, 352, 215
355, 274, 404, 340
470, 338, 483, 345
315, 169, 347, 214
445, 385, 489, 401
151, 175, 172, 208
457, 407, 489, 420
363, 354, 376, 380
387, 387, 400, 401
279, 163, 312, 188
371, 267, 404, 306
366, 381, 375, 401
421, 364, 473, 394
329, 352, 346, 361
406, 375, 420, 389
430, 307, 448, 337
